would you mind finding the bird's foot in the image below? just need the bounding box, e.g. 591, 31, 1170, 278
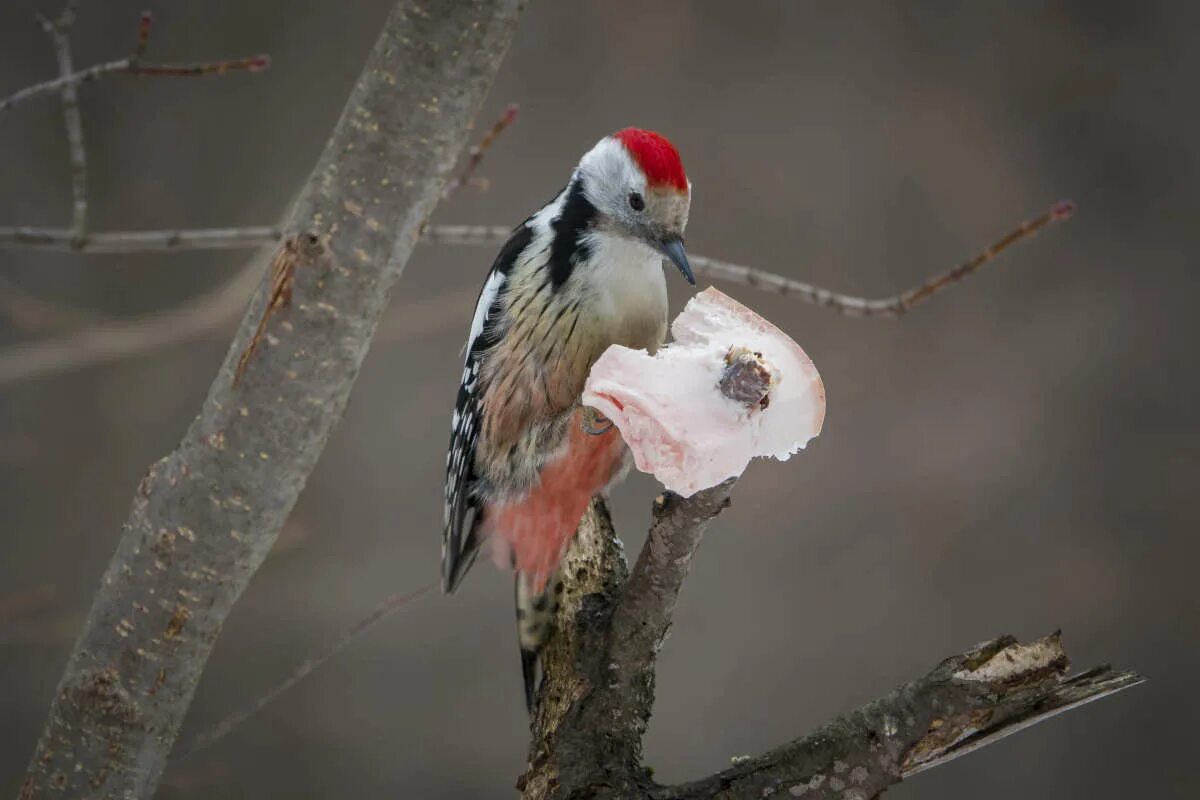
581, 406, 614, 435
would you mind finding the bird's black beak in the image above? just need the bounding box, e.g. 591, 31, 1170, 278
657, 237, 695, 285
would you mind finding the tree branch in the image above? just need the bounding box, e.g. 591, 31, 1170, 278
523, 368, 1136, 799
656, 637, 1141, 800
443, 103, 520, 196
0, 200, 1072, 325
37, 5, 88, 240
686, 199, 1075, 318
605, 482, 737, 744
0, 223, 520, 252
521, 493, 1141, 800
0, 225, 283, 252
17, 2, 525, 797
0, 10, 268, 114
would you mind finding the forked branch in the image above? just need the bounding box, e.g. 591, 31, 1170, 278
517, 489, 1141, 800
515, 353, 1141, 798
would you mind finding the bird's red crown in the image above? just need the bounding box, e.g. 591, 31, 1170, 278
614, 128, 688, 192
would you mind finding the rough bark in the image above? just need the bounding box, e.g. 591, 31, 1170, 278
520, 485, 739, 799
521, 494, 1142, 800
656, 636, 1139, 800
18, 2, 525, 797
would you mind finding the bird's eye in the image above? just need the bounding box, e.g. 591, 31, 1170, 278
628, 192, 645, 211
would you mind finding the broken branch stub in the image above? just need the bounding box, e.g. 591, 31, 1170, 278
582, 287, 825, 496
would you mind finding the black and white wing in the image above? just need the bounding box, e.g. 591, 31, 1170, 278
442, 223, 534, 592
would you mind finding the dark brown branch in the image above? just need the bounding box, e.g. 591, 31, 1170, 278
522, 498, 1141, 800
520, 485, 740, 798
17, 2, 525, 798
604, 482, 736, 742
524, 348, 1134, 798
656, 635, 1141, 800
0, 10, 268, 114
124, 56, 271, 77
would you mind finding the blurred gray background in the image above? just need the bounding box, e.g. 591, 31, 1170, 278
2, 1, 1196, 797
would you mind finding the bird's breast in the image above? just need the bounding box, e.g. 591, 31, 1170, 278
579, 233, 669, 354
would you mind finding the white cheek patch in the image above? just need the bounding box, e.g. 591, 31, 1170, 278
578, 136, 646, 217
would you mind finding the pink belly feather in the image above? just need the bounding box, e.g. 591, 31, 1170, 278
486, 407, 625, 590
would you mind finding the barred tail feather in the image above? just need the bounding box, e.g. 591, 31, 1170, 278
515, 567, 563, 714
443, 509, 483, 594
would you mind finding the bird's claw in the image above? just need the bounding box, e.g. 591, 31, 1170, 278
581, 407, 614, 435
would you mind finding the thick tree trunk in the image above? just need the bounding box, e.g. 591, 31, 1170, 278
18, 2, 525, 797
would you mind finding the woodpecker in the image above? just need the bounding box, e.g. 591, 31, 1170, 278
443, 128, 693, 710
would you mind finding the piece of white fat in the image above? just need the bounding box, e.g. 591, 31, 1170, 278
582, 287, 825, 497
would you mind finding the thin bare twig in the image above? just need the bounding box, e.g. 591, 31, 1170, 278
0, 224, 517, 252
175, 583, 434, 760
0, 94, 508, 259
443, 103, 519, 196
38, 5, 88, 240
419, 223, 513, 245
0, 10, 268, 114
0, 203, 1073, 319
0, 111, 519, 376
133, 10, 152, 59
0, 225, 283, 252
0, 58, 129, 112
125, 56, 271, 78
689, 199, 1077, 318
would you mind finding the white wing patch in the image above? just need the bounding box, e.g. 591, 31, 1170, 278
445, 268, 505, 549
463, 270, 506, 363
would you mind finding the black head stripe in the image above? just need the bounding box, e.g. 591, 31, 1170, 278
548, 179, 597, 289
494, 222, 533, 275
